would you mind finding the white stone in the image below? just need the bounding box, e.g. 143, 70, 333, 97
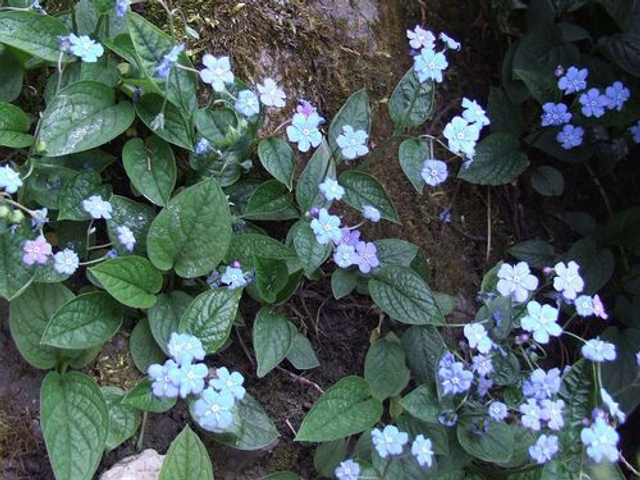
100, 449, 165, 480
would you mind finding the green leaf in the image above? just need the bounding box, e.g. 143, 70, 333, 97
398, 139, 430, 194
0, 11, 68, 62
364, 333, 410, 400
286, 332, 320, 370
179, 288, 242, 353
605, 205, 640, 253
254, 256, 289, 303
601, 327, 640, 414
492, 350, 521, 386
331, 268, 358, 300
597, 0, 640, 32
0, 226, 37, 300
41, 291, 123, 349
262, 473, 301, 480
101, 386, 141, 451
159, 425, 214, 480
58, 171, 112, 221
508, 240, 556, 269
514, 69, 558, 104
296, 376, 383, 442
512, 23, 579, 74
401, 384, 441, 423
401, 326, 446, 384
374, 239, 419, 268
122, 378, 177, 413
253, 308, 293, 377
9, 283, 74, 369
193, 108, 238, 147
147, 178, 232, 278
258, 138, 295, 190
41, 372, 109, 480
135, 93, 194, 150
559, 359, 592, 424
567, 238, 615, 294
123, 136, 177, 207
244, 180, 299, 221
0, 46, 24, 103
291, 220, 331, 277
457, 417, 514, 463
0, 102, 32, 148
458, 133, 529, 185
149, 291, 192, 354
389, 68, 434, 128
369, 266, 444, 325
598, 33, 640, 77
339, 171, 400, 224
531, 166, 564, 197
37, 81, 135, 157
130, 318, 166, 373
106, 195, 156, 255
90, 256, 163, 308
487, 86, 523, 136
296, 139, 335, 213
44, 58, 121, 103
226, 233, 297, 269
528, 129, 594, 164
314, 439, 347, 478
328, 89, 371, 162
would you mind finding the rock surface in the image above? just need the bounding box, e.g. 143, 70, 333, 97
100, 449, 165, 480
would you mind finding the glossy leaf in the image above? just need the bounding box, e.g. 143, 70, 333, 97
364, 333, 410, 400
106, 195, 156, 255
286, 332, 320, 370
0, 11, 68, 62
398, 138, 430, 194
122, 378, 177, 413
253, 308, 293, 377
0, 102, 32, 148
149, 291, 192, 354
291, 221, 332, 277
102, 386, 141, 451
159, 425, 214, 480
244, 180, 298, 221
328, 89, 371, 162
531, 165, 564, 196
135, 93, 194, 150
258, 138, 295, 190
458, 133, 529, 186
389, 68, 434, 128
0, 46, 24, 103
0, 226, 37, 300
457, 417, 514, 463
130, 318, 166, 373
58, 171, 112, 221
296, 138, 335, 213
339, 171, 400, 224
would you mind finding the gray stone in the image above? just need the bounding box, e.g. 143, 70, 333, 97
100, 449, 165, 480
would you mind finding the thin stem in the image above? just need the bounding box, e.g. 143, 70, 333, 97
0, 195, 37, 216
55, 51, 65, 94
136, 411, 148, 452
272, 119, 291, 136
78, 254, 109, 267
156, 0, 175, 39
84, 219, 95, 257
87, 242, 113, 251
174, 62, 200, 75
620, 454, 640, 478
584, 162, 614, 219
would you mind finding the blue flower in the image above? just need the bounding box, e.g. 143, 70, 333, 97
438, 360, 473, 396
30, 208, 49, 229
167, 332, 206, 365
443, 116, 480, 157
529, 434, 559, 464
600, 389, 625, 424
414, 48, 449, 83
115, 0, 128, 17
195, 137, 211, 156
235, 90, 260, 117
107, 249, 119, 259
438, 409, 458, 427
209, 367, 246, 401
168, 362, 209, 398
310, 208, 342, 245
355, 241, 379, 274
193, 387, 235, 432
497, 261, 538, 303
0, 166, 23, 194
439, 32, 461, 51
439, 352, 456, 370
462, 98, 490, 127
605, 82, 630, 112
371, 425, 409, 458
488, 401, 508, 421
582, 338, 616, 362
29, 0, 46, 14
553, 260, 584, 300
200, 55, 234, 92
363, 205, 381, 223
220, 266, 248, 290
318, 178, 345, 201
421, 159, 448, 186
520, 301, 562, 344
407, 26, 435, 50
340, 228, 361, 247
629, 121, 640, 144
82, 195, 112, 219
53, 249, 79, 275
463, 323, 492, 354
334, 244, 357, 269
477, 377, 493, 397
411, 434, 434, 467
116, 225, 136, 252
286, 113, 323, 153
336, 125, 369, 160
65, 34, 104, 63
575, 295, 595, 317
335, 459, 360, 480
155, 43, 184, 79
519, 399, 542, 431
148, 360, 180, 398
540, 399, 565, 430
579, 88, 608, 118
556, 125, 584, 150
522, 368, 561, 401
471, 354, 493, 377
558, 66, 588, 94
540, 103, 572, 127
257, 78, 286, 108
581, 418, 619, 463
438, 208, 452, 223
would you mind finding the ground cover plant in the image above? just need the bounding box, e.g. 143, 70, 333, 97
0, 0, 639, 479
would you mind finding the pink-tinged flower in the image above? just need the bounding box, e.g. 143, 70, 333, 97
593, 295, 609, 320
23, 235, 52, 265
296, 100, 317, 118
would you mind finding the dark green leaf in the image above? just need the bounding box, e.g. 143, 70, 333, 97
0, 226, 37, 300
253, 308, 293, 377
508, 240, 556, 269
401, 326, 446, 383
0, 11, 68, 62
0, 102, 32, 148
101, 386, 141, 451
457, 417, 514, 463
149, 291, 192, 354
313, 439, 347, 478
331, 268, 358, 299
389, 68, 434, 128
123, 378, 177, 412
339, 171, 400, 224
364, 333, 410, 400
598, 33, 640, 77
254, 256, 289, 303
401, 384, 441, 423
458, 133, 529, 186
226, 233, 297, 269
130, 318, 166, 373
398, 138, 429, 194
328, 89, 371, 162
374, 239, 419, 268
291, 221, 331, 277
296, 138, 335, 213
0, 46, 23, 103
258, 138, 295, 190
159, 425, 214, 480
244, 180, 298, 221
135, 93, 194, 150
567, 238, 615, 294
286, 332, 320, 370
58, 171, 111, 221
601, 327, 640, 414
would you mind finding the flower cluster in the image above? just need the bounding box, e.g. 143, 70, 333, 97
443, 98, 491, 166
408, 26, 460, 84
58, 34, 104, 63
206, 261, 253, 290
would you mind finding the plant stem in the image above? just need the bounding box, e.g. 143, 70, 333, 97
136, 411, 148, 452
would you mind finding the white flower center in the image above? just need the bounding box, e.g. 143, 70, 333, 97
302, 128, 310, 136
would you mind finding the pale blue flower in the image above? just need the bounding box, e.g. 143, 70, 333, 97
371, 425, 409, 458
334, 244, 357, 268
553, 260, 584, 300
221, 266, 248, 290
540, 103, 572, 126
557, 124, 584, 150
522, 368, 561, 401
335, 459, 360, 480
464, 323, 492, 354
540, 399, 565, 430
235, 90, 260, 117
66, 34, 104, 63
167, 332, 206, 366
439, 32, 461, 51
439, 352, 456, 370
29, 0, 46, 14
148, 360, 180, 398
193, 387, 235, 432
53, 249, 79, 275
605, 82, 630, 112
0, 166, 22, 194
115, 0, 128, 17
116, 225, 136, 252
581, 418, 619, 463
582, 338, 616, 362
318, 178, 345, 201
579, 88, 608, 118
529, 434, 559, 464
443, 116, 480, 157
462, 98, 490, 127
438, 361, 473, 395
209, 367, 246, 401
310, 208, 342, 245
629, 121, 640, 144
558, 66, 588, 94
156, 44, 184, 79
414, 48, 449, 83
520, 399, 542, 431
488, 401, 508, 421
286, 112, 323, 153
31, 208, 49, 229
195, 137, 211, 156
340, 228, 361, 247
363, 205, 381, 223
477, 377, 493, 397
82, 195, 112, 219
257, 78, 286, 108
600, 389, 625, 424
200, 55, 234, 92
421, 159, 448, 186
471, 354, 493, 377
520, 301, 562, 344
355, 241, 379, 274
575, 295, 595, 317
497, 261, 539, 303
407, 26, 435, 50
411, 434, 434, 467
168, 362, 209, 398
336, 125, 369, 160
